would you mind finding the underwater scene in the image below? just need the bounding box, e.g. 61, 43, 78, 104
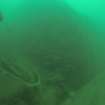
0, 0, 105, 105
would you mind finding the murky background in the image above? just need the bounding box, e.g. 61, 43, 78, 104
0, 0, 105, 105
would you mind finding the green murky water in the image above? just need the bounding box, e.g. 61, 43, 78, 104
0, 0, 105, 105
